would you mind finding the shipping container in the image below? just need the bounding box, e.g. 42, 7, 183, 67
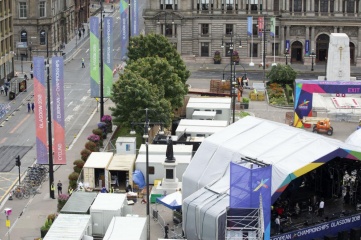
82, 152, 113, 190
103, 216, 147, 240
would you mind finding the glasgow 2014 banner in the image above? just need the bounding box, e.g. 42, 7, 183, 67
103, 17, 113, 97
131, 0, 139, 36
271, 213, 361, 240
90, 16, 100, 97
120, 0, 129, 61
51, 56, 66, 165
33, 57, 48, 164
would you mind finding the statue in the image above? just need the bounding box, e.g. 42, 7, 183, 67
165, 136, 175, 162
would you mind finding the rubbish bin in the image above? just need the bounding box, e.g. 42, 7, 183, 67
9, 91, 15, 100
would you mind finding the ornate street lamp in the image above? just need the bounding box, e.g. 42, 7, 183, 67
284, 49, 290, 65
310, 49, 316, 71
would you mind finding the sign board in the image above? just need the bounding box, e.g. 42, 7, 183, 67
16, 42, 28, 48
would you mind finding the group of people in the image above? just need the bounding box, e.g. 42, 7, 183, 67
0, 84, 9, 96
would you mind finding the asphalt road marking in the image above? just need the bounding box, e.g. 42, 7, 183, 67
0, 137, 7, 144
73, 105, 81, 112
65, 115, 74, 122
67, 101, 73, 107
10, 114, 31, 134
80, 96, 88, 102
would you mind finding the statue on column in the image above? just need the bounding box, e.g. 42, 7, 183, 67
165, 136, 175, 162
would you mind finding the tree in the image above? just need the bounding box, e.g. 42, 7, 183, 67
126, 56, 187, 109
266, 64, 297, 86
110, 70, 172, 127
127, 33, 190, 85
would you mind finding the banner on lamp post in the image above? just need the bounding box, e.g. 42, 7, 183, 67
305, 40, 310, 56
131, 0, 139, 36
90, 16, 100, 98
258, 17, 264, 37
103, 17, 113, 98
33, 56, 48, 164
51, 56, 66, 165
247, 16, 253, 36
270, 17, 276, 37
120, 0, 129, 61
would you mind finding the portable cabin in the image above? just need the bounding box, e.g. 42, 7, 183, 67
178, 119, 229, 127
186, 102, 231, 122
192, 110, 217, 120
188, 97, 232, 104
44, 214, 92, 240
135, 144, 192, 184
107, 153, 136, 191
82, 152, 113, 190
90, 193, 128, 237
116, 137, 136, 155
60, 192, 98, 214
103, 217, 147, 240
175, 125, 225, 138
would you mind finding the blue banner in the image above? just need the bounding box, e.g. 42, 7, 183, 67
90, 17, 100, 97
230, 162, 272, 239
247, 16, 253, 36
131, 0, 139, 36
103, 17, 113, 98
285, 40, 290, 52
271, 213, 361, 240
305, 40, 310, 56
120, 0, 129, 61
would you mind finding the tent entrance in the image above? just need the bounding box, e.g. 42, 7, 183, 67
110, 170, 128, 192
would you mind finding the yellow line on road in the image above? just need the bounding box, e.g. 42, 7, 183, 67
9, 114, 31, 134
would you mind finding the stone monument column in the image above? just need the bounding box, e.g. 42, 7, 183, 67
326, 33, 350, 80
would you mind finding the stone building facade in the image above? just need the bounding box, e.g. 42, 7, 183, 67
143, 0, 361, 66
13, 0, 90, 59
0, 0, 15, 83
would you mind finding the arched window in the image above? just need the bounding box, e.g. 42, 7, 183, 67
20, 30, 27, 42
40, 29, 46, 45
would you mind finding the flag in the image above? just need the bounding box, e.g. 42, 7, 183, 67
247, 16, 253, 36
103, 17, 114, 97
120, 0, 129, 61
270, 17, 275, 37
131, 0, 139, 36
90, 17, 100, 97
258, 17, 264, 36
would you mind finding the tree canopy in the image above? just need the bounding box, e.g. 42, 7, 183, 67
127, 33, 190, 84
266, 64, 297, 86
110, 70, 172, 127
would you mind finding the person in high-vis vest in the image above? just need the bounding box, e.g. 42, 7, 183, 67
68, 187, 73, 195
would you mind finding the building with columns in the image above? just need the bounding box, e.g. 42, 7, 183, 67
143, 0, 361, 66
13, 0, 90, 59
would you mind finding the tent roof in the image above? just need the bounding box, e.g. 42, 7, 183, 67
84, 152, 113, 169
60, 192, 98, 214
183, 116, 361, 201
43, 214, 91, 239
107, 154, 136, 171
345, 130, 361, 147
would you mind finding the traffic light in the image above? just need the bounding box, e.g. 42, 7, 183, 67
15, 155, 21, 167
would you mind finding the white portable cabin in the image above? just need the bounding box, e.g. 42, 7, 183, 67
107, 153, 136, 191
186, 102, 231, 122
90, 193, 128, 237
116, 137, 136, 155
188, 97, 232, 104
103, 217, 147, 240
82, 152, 113, 190
135, 144, 193, 184
44, 214, 92, 240
192, 111, 217, 120
178, 119, 229, 127
175, 125, 225, 138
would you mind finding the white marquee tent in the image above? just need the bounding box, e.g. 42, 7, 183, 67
182, 116, 361, 240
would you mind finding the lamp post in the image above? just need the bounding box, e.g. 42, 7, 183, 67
284, 49, 289, 65
130, 109, 164, 240
310, 49, 316, 71
221, 33, 241, 123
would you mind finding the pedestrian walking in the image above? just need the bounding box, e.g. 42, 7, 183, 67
78, 30, 82, 39
31, 102, 34, 113
0, 85, 4, 95
27, 102, 31, 113
275, 215, 281, 234
164, 224, 169, 239
68, 187, 73, 195
57, 180, 63, 195
82, 27, 85, 36
82, 58, 85, 68
50, 182, 55, 199
24, 74, 28, 80
4, 86, 8, 96
30, 70, 33, 79
319, 198, 325, 217
30, 63, 33, 70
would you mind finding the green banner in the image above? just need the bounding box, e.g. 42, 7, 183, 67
90, 17, 100, 97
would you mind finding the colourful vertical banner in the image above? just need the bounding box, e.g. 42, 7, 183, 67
103, 17, 113, 97
305, 40, 310, 55
120, 0, 129, 61
131, 0, 139, 36
51, 56, 66, 165
285, 40, 290, 51
33, 57, 48, 164
247, 16, 253, 36
270, 17, 275, 37
90, 16, 100, 97
258, 17, 264, 36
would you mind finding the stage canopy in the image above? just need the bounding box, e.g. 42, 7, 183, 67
183, 116, 361, 203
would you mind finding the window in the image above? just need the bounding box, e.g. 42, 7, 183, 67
40, 30, 46, 45
20, 30, 27, 42
19, 2, 27, 18
252, 24, 258, 36
160, 0, 178, 10
126, 144, 130, 151
39, 1, 46, 18
320, 0, 328, 12
347, 0, 355, 13
201, 24, 209, 35
225, 24, 233, 35
250, 43, 258, 58
199, 0, 213, 10
294, 0, 302, 12
216, 110, 222, 114
275, 26, 279, 37
149, 166, 155, 175
225, 42, 234, 57
201, 42, 209, 57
